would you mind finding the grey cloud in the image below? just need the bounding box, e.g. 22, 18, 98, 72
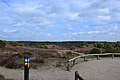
0, 0, 120, 41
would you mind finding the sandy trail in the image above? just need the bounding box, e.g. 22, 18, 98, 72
72, 58, 120, 80
0, 58, 120, 80
0, 67, 74, 80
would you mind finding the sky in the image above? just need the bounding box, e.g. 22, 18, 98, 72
0, 0, 120, 41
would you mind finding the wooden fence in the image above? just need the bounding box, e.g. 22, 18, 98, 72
67, 53, 120, 71
75, 71, 84, 80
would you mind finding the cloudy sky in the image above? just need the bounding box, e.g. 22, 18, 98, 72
0, 0, 120, 41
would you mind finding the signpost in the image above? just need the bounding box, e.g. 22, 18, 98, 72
24, 56, 29, 80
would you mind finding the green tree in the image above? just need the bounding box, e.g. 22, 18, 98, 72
0, 40, 6, 48
95, 43, 104, 48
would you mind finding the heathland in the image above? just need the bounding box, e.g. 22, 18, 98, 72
0, 40, 120, 80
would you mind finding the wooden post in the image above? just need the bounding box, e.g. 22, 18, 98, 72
100, 48, 102, 54
75, 71, 78, 80
67, 61, 70, 71
97, 54, 100, 60
75, 71, 84, 80
84, 56, 86, 61
73, 59, 76, 66
112, 53, 114, 59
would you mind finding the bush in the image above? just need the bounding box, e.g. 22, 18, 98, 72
23, 52, 32, 57
1, 57, 22, 69
5, 58, 17, 69
39, 46, 43, 48
95, 43, 104, 48
30, 58, 45, 63
0, 40, 6, 48
43, 46, 48, 49
5, 62, 18, 69
56, 62, 64, 67
0, 58, 8, 66
0, 74, 4, 79
0, 57, 22, 69
67, 51, 73, 54
70, 46, 76, 50
90, 48, 101, 54
9, 42, 24, 46
80, 42, 89, 48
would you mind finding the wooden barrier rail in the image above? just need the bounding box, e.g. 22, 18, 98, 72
75, 71, 84, 80
67, 53, 120, 71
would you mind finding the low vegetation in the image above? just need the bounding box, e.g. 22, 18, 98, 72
0, 40, 120, 69
9, 42, 24, 46
0, 40, 6, 48
0, 74, 13, 80
95, 42, 120, 53
90, 48, 101, 54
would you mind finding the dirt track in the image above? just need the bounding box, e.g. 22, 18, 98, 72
0, 58, 120, 80
72, 58, 120, 80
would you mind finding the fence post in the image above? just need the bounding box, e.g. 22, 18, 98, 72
84, 56, 86, 61
24, 56, 29, 80
75, 71, 84, 80
75, 71, 78, 80
112, 53, 114, 59
97, 54, 100, 60
73, 59, 76, 66
67, 61, 70, 71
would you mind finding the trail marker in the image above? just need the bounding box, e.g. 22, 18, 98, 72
24, 56, 29, 80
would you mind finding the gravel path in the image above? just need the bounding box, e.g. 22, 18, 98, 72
0, 58, 120, 80
72, 58, 120, 80
0, 67, 74, 80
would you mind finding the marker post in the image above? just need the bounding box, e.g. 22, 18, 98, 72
24, 56, 29, 80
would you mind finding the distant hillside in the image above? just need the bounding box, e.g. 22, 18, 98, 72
16, 41, 102, 49
1, 40, 120, 53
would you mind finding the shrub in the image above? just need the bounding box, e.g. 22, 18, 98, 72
67, 51, 73, 54
39, 46, 43, 48
23, 52, 32, 57
5, 62, 18, 69
43, 46, 48, 49
0, 58, 8, 66
56, 62, 64, 67
0, 57, 22, 69
9, 42, 24, 46
30, 64, 37, 69
2, 57, 21, 69
95, 43, 104, 48
90, 48, 101, 54
0, 74, 4, 79
70, 46, 76, 50
0, 40, 6, 48
30, 58, 45, 63
18, 43, 24, 46
5, 58, 17, 69
80, 42, 89, 48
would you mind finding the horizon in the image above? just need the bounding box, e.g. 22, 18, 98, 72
0, 0, 120, 41
2, 39, 119, 42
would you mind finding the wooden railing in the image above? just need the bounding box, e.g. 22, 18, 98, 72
75, 71, 84, 80
67, 53, 120, 71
